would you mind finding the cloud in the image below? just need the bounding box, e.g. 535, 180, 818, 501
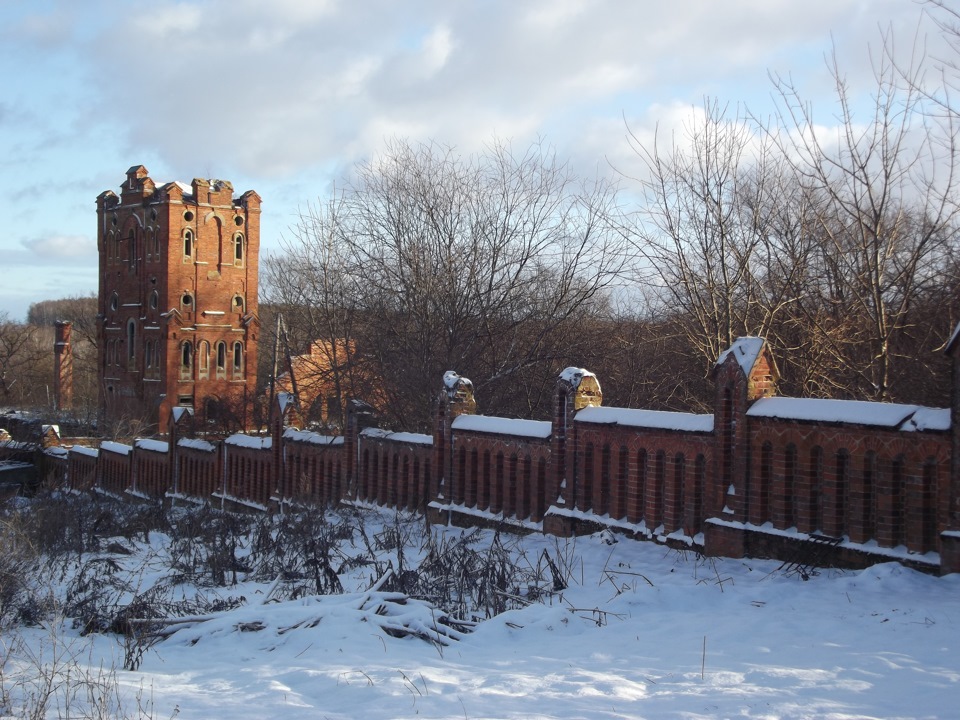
71, 0, 927, 186
21, 235, 97, 261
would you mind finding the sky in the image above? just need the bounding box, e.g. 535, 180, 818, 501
0, 0, 951, 321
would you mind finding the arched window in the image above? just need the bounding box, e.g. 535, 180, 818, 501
126, 319, 136, 362
233, 295, 245, 313
145, 340, 153, 368
152, 228, 160, 257
198, 341, 210, 379
181, 292, 194, 313
183, 229, 194, 261
127, 229, 136, 268
232, 341, 243, 377
180, 341, 193, 380
109, 293, 119, 313
149, 290, 159, 312
233, 233, 244, 267
216, 341, 226, 377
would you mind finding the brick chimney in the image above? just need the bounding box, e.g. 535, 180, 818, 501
54, 321, 73, 411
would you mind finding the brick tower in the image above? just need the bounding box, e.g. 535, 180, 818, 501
96, 166, 261, 433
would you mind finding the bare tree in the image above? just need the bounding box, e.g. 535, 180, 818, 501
770, 37, 959, 401
266, 139, 630, 428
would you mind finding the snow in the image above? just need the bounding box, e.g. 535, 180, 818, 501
69, 445, 99, 458
224, 433, 273, 449
748, 396, 950, 431
903, 406, 951, 432
558, 366, 596, 388
99, 440, 132, 456
282, 428, 344, 446
361, 427, 433, 445
443, 369, 471, 390
4, 505, 959, 719
172, 406, 193, 424
277, 391, 296, 416
452, 414, 552, 438
715, 336, 765, 374
577, 405, 714, 432
135, 438, 169, 453
177, 438, 217, 453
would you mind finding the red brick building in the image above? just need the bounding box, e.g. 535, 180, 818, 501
96, 166, 261, 432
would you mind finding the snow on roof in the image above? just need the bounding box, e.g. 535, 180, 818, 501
443, 370, 472, 390
558, 367, 596, 388
361, 428, 433, 445
70, 445, 99, 458
283, 428, 345, 446
135, 438, 169, 453
172, 406, 194, 424
44, 447, 70, 459
224, 434, 273, 450
100, 440, 132, 456
178, 438, 217, 453
576, 406, 714, 433
715, 337, 765, 374
277, 392, 296, 415
898, 407, 950, 432
42, 424, 60, 435
451, 414, 552, 439
747, 397, 950, 431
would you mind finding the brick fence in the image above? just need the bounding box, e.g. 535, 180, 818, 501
46, 337, 960, 575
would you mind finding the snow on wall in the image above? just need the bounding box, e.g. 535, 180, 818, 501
361, 428, 433, 445
451, 414, 552, 439
283, 428, 345, 446
747, 397, 950, 431
178, 438, 218, 453
100, 440, 132, 456
224, 434, 273, 450
135, 438, 169, 453
576, 406, 714, 433
69, 445, 99, 458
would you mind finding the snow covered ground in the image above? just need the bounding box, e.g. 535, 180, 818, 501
4, 505, 959, 719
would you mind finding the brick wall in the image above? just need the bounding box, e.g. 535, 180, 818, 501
60, 335, 960, 574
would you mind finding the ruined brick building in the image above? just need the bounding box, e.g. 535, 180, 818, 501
96, 166, 261, 431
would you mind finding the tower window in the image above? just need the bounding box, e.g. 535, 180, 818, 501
183, 229, 194, 261
233, 295, 245, 313
198, 341, 210, 379
127, 319, 136, 361
180, 342, 193, 380
181, 293, 194, 313
127, 230, 136, 268
232, 341, 243, 377
149, 290, 159, 312
216, 341, 226, 377
109, 293, 119, 312
233, 233, 244, 267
